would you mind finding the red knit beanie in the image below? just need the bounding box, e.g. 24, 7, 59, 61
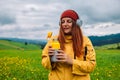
60, 10, 79, 22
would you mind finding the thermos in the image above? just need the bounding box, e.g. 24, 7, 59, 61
51, 39, 60, 62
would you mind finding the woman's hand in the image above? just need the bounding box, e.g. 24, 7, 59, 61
57, 50, 73, 65
48, 45, 55, 57
48, 46, 73, 65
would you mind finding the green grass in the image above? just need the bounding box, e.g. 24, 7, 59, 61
0, 50, 48, 80
91, 49, 120, 80
0, 40, 120, 80
0, 40, 40, 50
0, 49, 120, 80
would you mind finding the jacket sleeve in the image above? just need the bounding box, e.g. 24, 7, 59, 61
72, 37, 96, 75
41, 40, 56, 70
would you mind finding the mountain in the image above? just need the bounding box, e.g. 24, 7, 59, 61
89, 33, 120, 46
0, 33, 120, 47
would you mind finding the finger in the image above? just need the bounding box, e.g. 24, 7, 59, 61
48, 48, 55, 52
48, 50, 55, 53
57, 50, 64, 53
48, 53, 54, 56
56, 56, 65, 59
48, 49, 55, 54
48, 50, 55, 55
56, 54, 67, 60
56, 53, 64, 56
56, 59, 66, 62
49, 45, 52, 48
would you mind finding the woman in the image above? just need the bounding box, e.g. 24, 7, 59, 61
42, 9, 96, 80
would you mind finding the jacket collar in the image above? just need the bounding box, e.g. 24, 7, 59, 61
65, 35, 72, 43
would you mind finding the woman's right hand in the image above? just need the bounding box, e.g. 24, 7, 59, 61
48, 45, 55, 57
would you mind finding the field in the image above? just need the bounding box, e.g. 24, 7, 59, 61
91, 49, 120, 80
0, 40, 120, 80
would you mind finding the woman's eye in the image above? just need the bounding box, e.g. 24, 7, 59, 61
61, 19, 72, 24
67, 20, 72, 23
61, 20, 65, 24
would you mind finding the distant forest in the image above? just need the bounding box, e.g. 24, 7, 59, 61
89, 33, 120, 46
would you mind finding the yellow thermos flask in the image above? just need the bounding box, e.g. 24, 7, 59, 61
51, 39, 60, 62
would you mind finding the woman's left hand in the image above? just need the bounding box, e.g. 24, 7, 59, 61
56, 50, 73, 65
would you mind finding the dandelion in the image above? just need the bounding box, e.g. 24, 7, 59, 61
108, 74, 111, 77
13, 77, 17, 80
31, 71, 34, 74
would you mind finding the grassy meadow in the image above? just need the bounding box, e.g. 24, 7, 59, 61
0, 40, 120, 80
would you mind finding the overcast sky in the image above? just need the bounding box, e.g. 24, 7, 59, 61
0, 0, 120, 39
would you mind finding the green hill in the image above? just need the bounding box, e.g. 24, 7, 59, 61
95, 43, 120, 50
0, 39, 119, 50
0, 40, 40, 50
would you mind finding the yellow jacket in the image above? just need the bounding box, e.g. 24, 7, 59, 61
42, 36, 96, 80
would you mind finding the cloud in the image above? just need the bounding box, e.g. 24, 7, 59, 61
60, 0, 120, 24
82, 23, 120, 36
0, 0, 120, 39
0, 12, 16, 25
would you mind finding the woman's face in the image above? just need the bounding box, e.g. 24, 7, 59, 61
61, 17, 73, 34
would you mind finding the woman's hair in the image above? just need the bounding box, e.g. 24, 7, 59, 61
58, 20, 83, 57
